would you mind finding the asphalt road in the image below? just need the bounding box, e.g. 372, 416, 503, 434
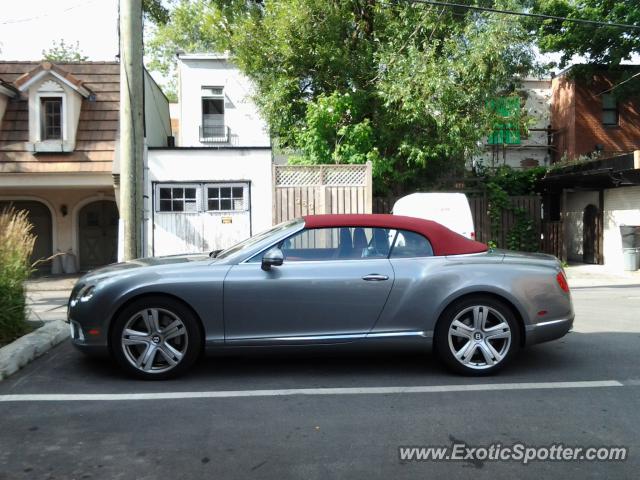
1, 283, 639, 479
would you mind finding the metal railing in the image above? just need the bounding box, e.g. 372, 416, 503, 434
199, 125, 230, 143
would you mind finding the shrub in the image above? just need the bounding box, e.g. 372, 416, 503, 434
0, 207, 36, 346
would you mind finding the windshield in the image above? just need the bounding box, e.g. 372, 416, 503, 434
214, 219, 302, 260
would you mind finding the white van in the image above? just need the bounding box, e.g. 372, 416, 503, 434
392, 193, 476, 240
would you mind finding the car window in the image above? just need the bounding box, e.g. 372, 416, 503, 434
266, 227, 395, 262
215, 219, 300, 260
390, 230, 434, 258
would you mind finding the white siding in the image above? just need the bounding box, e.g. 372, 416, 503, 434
144, 70, 171, 148
177, 55, 270, 148
145, 148, 273, 256
603, 186, 640, 270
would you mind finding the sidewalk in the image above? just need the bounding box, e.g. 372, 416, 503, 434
25, 274, 79, 325
564, 263, 640, 288
0, 275, 79, 380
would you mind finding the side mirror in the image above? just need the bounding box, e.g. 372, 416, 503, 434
261, 248, 284, 271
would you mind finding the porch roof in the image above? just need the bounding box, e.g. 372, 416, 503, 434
540, 168, 640, 190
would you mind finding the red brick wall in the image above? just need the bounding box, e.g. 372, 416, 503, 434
551, 71, 640, 161
551, 76, 576, 160
574, 75, 640, 157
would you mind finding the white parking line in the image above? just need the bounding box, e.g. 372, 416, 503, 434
0, 380, 623, 402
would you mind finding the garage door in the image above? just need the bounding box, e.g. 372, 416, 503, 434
153, 182, 251, 256
0, 200, 53, 273
78, 200, 119, 271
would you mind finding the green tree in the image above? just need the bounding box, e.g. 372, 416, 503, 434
145, 1, 261, 78
530, 0, 640, 67
42, 39, 88, 62
144, 1, 258, 99
232, 1, 535, 193
143, 0, 171, 25
147, 1, 535, 193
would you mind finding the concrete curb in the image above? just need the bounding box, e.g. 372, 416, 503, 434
0, 321, 69, 381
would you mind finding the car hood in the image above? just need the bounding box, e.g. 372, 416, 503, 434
78, 253, 211, 284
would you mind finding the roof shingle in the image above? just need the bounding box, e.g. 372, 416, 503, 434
0, 61, 120, 173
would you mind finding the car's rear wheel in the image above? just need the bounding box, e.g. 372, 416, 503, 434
434, 296, 520, 376
110, 297, 202, 380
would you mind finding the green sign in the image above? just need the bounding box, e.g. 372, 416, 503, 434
487, 96, 521, 145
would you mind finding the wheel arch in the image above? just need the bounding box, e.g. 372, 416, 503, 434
107, 292, 206, 354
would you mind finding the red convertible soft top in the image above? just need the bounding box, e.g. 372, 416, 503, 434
303, 214, 488, 256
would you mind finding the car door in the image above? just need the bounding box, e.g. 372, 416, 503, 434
223, 226, 395, 343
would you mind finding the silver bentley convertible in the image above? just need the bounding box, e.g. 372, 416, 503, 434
67, 214, 574, 379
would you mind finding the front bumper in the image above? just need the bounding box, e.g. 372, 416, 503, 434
68, 314, 110, 357
524, 315, 574, 346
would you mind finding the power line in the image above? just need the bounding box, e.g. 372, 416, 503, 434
398, 0, 640, 31
598, 71, 640, 96
0, 0, 99, 26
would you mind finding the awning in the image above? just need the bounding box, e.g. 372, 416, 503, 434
539, 168, 640, 191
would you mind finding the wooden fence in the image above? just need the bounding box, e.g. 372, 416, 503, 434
273, 163, 372, 223
541, 221, 563, 260
486, 195, 542, 248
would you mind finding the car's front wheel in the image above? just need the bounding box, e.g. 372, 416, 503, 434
434, 296, 520, 376
110, 296, 202, 380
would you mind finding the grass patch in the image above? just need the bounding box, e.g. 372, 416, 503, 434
0, 207, 36, 347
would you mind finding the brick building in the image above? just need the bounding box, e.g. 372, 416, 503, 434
538, 66, 640, 271
551, 66, 640, 161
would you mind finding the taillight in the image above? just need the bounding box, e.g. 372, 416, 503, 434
556, 271, 570, 293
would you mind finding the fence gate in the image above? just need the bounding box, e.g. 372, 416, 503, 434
273, 163, 372, 223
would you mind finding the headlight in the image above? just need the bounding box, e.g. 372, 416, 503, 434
70, 285, 96, 307
79, 285, 96, 302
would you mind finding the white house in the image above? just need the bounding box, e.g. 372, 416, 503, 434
474, 77, 553, 170
145, 53, 273, 256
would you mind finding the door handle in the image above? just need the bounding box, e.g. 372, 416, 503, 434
362, 274, 389, 281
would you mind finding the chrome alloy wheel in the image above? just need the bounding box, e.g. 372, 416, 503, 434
120, 308, 188, 374
447, 305, 512, 370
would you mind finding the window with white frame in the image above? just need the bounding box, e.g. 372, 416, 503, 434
40, 97, 63, 140
206, 184, 247, 212
201, 86, 225, 138
157, 185, 199, 212
155, 183, 248, 213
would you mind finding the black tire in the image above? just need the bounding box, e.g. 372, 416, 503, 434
434, 295, 520, 376
110, 296, 203, 380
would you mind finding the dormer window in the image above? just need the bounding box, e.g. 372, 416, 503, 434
14, 61, 94, 153
40, 97, 63, 140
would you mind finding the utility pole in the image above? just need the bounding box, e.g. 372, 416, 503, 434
119, 0, 144, 260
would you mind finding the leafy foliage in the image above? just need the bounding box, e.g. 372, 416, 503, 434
289, 91, 381, 173
42, 40, 88, 62
529, 0, 640, 68
485, 165, 547, 196
143, 0, 171, 25
484, 166, 546, 251
0, 208, 36, 347
146, 1, 536, 193
236, 1, 536, 193
144, 1, 262, 98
